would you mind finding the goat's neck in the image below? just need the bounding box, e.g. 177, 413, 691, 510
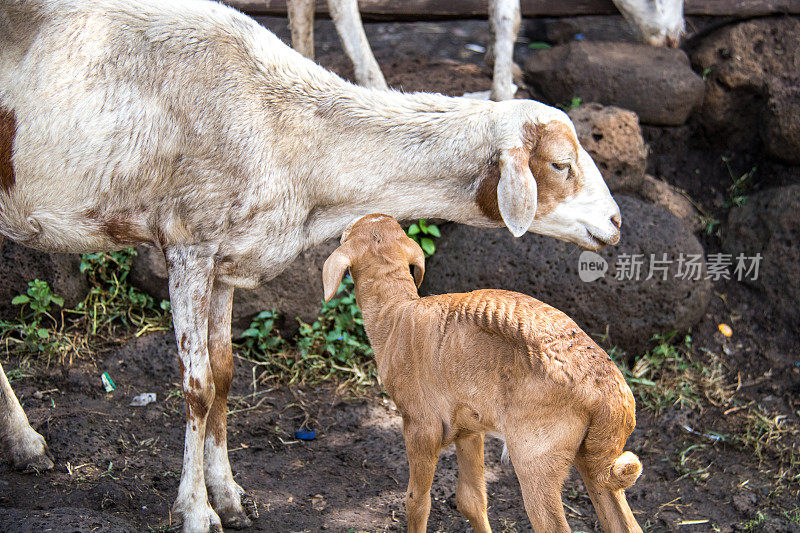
351, 263, 419, 359
276, 86, 502, 246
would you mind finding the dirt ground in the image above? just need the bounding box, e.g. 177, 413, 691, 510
2, 14, 800, 533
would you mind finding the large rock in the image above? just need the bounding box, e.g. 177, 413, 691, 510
525, 41, 704, 126
638, 174, 701, 232
692, 18, 800, 163
0, 241, 87, 319
130, 242, 338, 337
420, 196, 711, 355
568, 103, 647, 193
723, 185, 800, 346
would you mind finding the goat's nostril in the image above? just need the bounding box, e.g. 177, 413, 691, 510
611, 213, 622, 230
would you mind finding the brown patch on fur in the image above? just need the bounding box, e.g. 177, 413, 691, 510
475, 121, 587, 222
475, 161, 501, 221
85, 207, 151, 244
529, 121, 583, 217
0, 106, 17, 194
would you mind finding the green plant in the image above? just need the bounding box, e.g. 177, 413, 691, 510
721, 156, 756, 208
406, 219, 440, 257
528, 41, 551, 50
2, 279, 64, 350
738, 511, 767, 531
557, 97, 582, 112
239, 310, 285, 355
237, 276, 375, 387
74, 249, 171, 338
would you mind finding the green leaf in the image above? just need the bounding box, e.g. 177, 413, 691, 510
37, 328, 50, 339
426, 225, 441, 237
407, 223, 420, 236
11, 295, 30, 306
418, 219, 427, 232
528, 42, 551, 50
420, 238, 436, 256
51, 295, 64, 307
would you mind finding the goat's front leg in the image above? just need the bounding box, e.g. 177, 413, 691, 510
455, 432, 491, 533
328, 0, 388, 89
288, 0, 316, 59
403, 423, 440, 533
0, 359, 53, 472
166, 247, 221, 533
204, 280, 256, 529
488, 0, 521, 101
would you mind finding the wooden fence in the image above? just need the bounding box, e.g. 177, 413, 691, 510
222, 0, 800, 19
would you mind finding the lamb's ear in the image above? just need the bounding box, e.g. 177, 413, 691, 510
322, 243, 353, 302
497, 148, 537, 238
407, 241, 426, 288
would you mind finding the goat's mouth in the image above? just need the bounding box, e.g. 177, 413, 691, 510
583, 227, 620, 250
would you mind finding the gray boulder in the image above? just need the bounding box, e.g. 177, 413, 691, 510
692, 18, 800, 163
0, 241, 87, 320
723, 185, 800, 349
525, 41, 704, 126
420, 196, 711, 356
130, 241, 339, 337
568, 103, 647, 193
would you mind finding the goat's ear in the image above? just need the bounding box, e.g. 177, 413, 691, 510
497, 148, 537, 238
322, 243, 353, 302
407, 241, 426, 288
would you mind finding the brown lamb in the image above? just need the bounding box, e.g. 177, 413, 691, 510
323, 214, 643, 533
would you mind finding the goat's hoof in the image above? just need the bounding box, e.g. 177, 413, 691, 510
9, 431, 54, 473
221, 493, 257, 529
20, 451, 54, 474
220, 510, 250, 530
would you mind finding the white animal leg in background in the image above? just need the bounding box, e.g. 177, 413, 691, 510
166, 247, 220, 533
288, 0, 316, 59
204, 280, 256, 529
611, 0, 685, 47
328, 0, 388, 89
0, 358, 53, 472
489, 0, 521, 101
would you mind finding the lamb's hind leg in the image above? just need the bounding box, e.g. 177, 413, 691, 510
167, 246, 221, 533
506, 432, 575, 533
455, 432, 492, 532
0, 358, 53, 472
204, 280, 256, 529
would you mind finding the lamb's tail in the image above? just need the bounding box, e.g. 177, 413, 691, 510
605, 451, 642, 491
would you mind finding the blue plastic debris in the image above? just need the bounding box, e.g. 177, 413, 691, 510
295, 428, 316, 441
574, 33, 584, 40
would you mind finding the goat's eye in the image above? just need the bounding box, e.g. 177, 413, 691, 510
551, 162, 569, 172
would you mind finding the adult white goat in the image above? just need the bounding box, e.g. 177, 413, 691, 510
288, 0, 685, 100
0, 1, 620, 532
